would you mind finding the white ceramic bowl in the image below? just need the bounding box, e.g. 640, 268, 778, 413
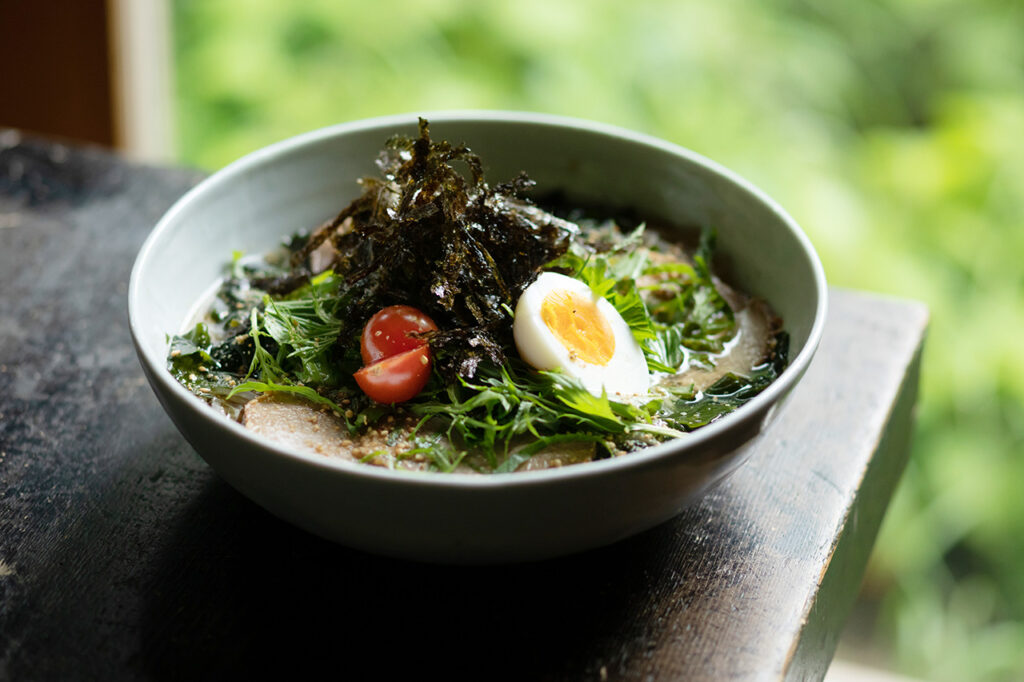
129, 112, 827, 563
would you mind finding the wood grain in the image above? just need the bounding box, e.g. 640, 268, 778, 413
0, 133, 927, 681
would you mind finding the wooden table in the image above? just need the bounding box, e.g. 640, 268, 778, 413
0, 132, 927, 681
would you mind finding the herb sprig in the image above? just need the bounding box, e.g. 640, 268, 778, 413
408, 360, 683, 472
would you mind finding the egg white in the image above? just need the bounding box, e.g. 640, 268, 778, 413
513, 272, 650, 397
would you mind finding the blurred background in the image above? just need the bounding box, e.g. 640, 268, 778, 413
3, 1, 1023, 679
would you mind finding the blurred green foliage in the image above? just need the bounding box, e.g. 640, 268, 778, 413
172, 0, 1024, 678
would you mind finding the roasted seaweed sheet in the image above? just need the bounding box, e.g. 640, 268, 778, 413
279, 118, 577, 378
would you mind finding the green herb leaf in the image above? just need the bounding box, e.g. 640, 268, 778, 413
409, 361, 641, 470
168, 322, 214, 364
227, 380, 347, 419
261, 271, 346, 385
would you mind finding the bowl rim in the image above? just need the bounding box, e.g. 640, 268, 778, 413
128, 109, 828, 489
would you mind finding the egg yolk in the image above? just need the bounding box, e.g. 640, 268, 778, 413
540, 290, 616, 366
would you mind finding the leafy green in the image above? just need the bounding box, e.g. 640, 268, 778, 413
239, 308, 285, 383
402, 433, 468, 473
223, 307, 352, 428
166, 322, 249, 405
261, 270, 347, 385
649, 228, 736, 356
647, 326, 688, 372
168, 322, 214, 364
408, 360, 684, 471
403, 329, 786, 473
228, 379, 346, 415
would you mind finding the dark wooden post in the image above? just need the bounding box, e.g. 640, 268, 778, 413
0, 1, 115, 147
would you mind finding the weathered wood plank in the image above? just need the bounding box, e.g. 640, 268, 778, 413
0, 134, 926, 681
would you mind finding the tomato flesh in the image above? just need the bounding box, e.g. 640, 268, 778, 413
361, 305, 438, 365
355, 305, 437, 403
354, 346, 432, 404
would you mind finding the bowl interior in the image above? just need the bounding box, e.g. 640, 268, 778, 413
132, 114, 823, 380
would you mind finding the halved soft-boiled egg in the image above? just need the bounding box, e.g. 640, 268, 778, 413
513, 272, 650, 397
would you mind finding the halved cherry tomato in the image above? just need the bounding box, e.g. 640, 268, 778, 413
360, 305, 438, 365
354, 345, 432, 404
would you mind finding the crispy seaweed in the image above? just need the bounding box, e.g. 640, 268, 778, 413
290, 118, 577, 379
